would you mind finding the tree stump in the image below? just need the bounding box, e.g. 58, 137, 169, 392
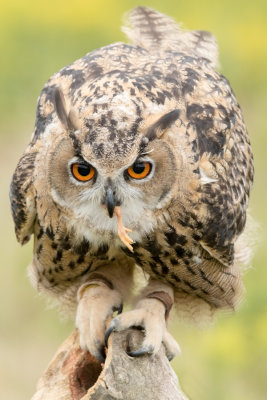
31, 329, 187, 400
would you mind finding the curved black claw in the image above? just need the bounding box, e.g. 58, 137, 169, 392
92, 342, 106, 363
112, 303, 123, 315
127, 345, 154, 358
104, 318, 119, 347
167, 354, 175, 362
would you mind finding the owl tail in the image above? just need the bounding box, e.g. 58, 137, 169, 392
122, 6, 219, 68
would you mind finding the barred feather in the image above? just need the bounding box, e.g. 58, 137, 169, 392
122, 6, 219, 67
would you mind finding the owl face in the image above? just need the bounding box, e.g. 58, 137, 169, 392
41, 90, 179, 244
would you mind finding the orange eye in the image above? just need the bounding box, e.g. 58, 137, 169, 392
71, 163, 95, 182
127, 161, 152, 179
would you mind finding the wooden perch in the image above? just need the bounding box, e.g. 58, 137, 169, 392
31, 328, 187, 400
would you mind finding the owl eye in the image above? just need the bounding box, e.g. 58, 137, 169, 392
71, 163, 95, 182
127, 161, 152, 179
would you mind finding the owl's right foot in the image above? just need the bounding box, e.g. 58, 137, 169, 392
76, 276, 123, 363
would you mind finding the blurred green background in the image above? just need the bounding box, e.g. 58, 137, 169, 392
0, 0, 266, 399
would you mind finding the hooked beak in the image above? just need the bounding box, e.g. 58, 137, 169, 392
105, 186, 116, 218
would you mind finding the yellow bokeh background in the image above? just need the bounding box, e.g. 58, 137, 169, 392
0, 1, 266, 399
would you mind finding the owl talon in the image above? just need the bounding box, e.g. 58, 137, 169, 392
92, 342, 106, 363
112, 303, 123, 314
127, 345, 154, 357
104, 318, 119, 347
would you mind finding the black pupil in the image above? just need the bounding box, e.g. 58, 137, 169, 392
132, 162, 145, 174
77, 164, 91, 176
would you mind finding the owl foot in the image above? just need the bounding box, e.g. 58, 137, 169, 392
76, 277, 123, 363
105, 295, 180, 360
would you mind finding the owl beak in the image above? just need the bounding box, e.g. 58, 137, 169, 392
105, 187, 115, 218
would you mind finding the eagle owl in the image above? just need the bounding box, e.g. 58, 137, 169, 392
10, 7, 254, 362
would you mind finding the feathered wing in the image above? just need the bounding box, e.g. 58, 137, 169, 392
10, 149, 37, 244
122, 6, 218, 67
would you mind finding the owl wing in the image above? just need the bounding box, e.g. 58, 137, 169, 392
191, 94, 254, 267
10, 149, 37, 244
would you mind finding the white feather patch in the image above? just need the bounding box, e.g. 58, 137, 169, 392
199, 168, 218, 184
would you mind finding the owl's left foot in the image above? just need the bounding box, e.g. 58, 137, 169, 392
105, 291, 180, 360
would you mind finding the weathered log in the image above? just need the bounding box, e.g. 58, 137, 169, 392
32, 329, 187, 400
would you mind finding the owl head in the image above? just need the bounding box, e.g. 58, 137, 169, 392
35, 87, 186, 246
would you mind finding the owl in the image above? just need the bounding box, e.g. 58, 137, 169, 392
10, 7, 254, 362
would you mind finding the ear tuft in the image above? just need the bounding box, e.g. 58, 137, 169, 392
54, 88, 69, 128
68, 108, 80, 132
146, 109, 180, 141
53, 88, 79, 132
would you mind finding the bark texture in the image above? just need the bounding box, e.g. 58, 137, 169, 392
31, 329, 187, 400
